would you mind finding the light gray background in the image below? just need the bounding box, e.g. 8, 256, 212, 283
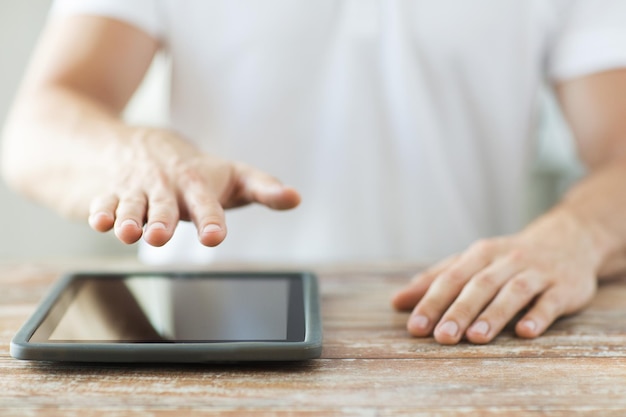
0, 1, 579, 261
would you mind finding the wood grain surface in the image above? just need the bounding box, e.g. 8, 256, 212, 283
1, 261, 625, 416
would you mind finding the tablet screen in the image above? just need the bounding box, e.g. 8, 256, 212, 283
29, 273, 305, 343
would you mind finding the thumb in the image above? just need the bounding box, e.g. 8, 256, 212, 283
234, 163, 301, 210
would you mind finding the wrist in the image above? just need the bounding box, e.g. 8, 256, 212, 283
521, 205, 615, 276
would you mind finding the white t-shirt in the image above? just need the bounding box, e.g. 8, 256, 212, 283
51, 0, 626, 264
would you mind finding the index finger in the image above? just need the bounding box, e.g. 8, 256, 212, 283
391, 255, 459, 311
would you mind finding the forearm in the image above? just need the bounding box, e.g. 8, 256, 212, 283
523, 158, 626, 279
2, 85, 159, 219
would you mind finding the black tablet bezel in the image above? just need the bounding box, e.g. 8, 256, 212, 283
10, 271, 322, 362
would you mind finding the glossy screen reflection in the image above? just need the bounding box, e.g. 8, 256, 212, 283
31, 276, 291, 342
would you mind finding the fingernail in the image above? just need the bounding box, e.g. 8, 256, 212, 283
438, 321, 459, 337
519, 319, 537, 333
149, 222, 167, 231
120, 219, 139, 229
201, 224, 222, 234
91, 211, 112, 221
408, 315, 429, 330
469, 320, 490, 336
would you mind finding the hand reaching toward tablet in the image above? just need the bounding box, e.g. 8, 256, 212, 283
1, 16, 300, 249
86, 128, 301, 247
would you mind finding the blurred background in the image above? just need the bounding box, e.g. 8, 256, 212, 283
0, 0, 581, 261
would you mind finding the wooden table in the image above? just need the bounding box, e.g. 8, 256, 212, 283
1, 261, 626, 416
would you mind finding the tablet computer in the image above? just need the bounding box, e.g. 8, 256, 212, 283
11, 271, 322, 362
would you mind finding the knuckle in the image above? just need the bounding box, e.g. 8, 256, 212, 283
177, 166, 205, 189
509, 276, 533, 296
149, 193, 178, 207
187, 194, 218, 212
118, 192, 146, 207
123, 195, 146, 205
506, 248, 525, 263
441, 268, 467, 286
152, 170, 172, 189
469, 239, 497, 259
473, 272, 497, 288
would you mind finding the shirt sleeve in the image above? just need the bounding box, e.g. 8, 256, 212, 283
548, 0, 626, 81
49, 0, 164, 41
